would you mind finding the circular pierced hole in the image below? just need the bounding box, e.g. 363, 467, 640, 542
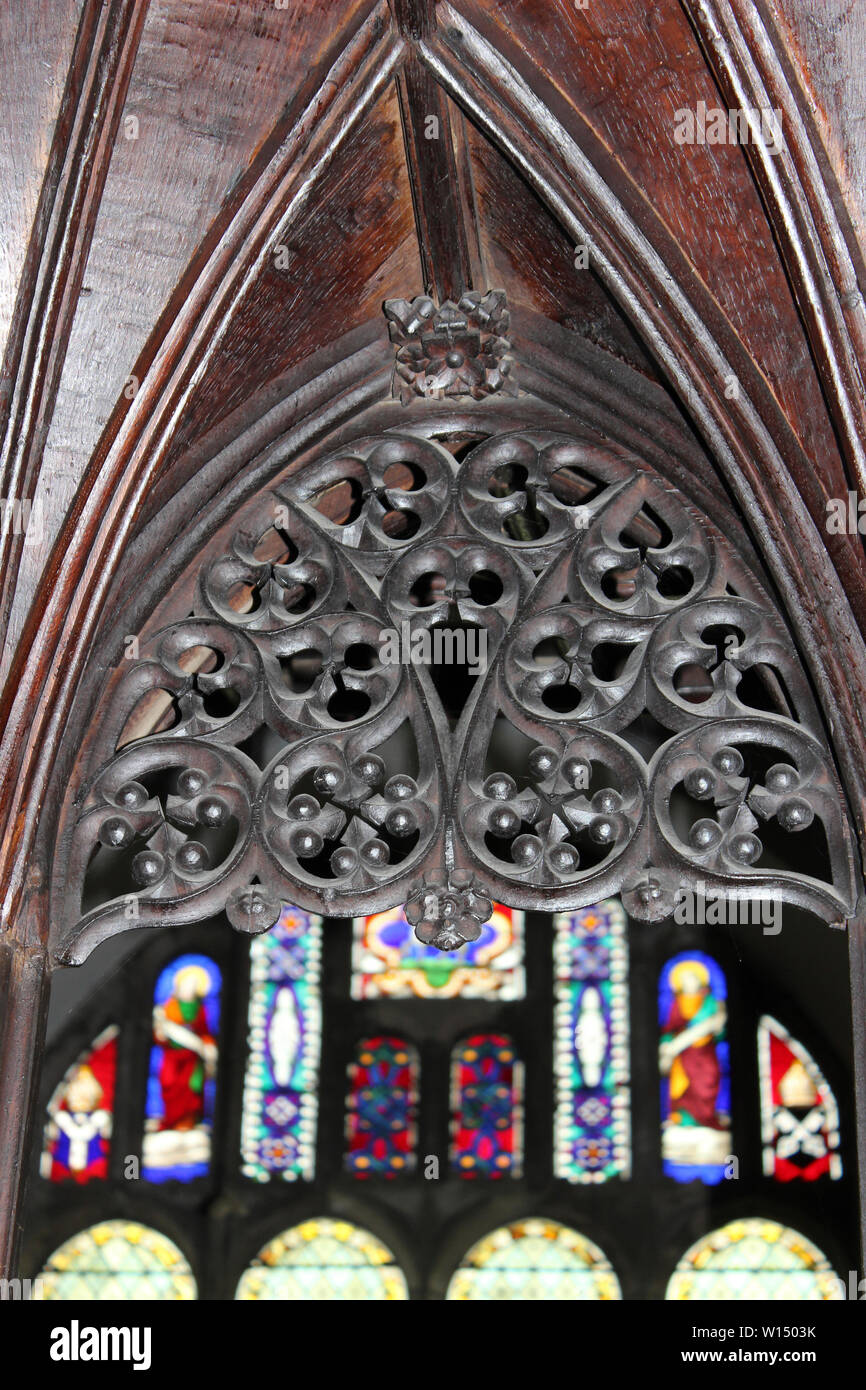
383, 460, 426, 491
673, 663, 714, 704
327, 688, 372, 722
532, 635, 567, 666
343, 642, 377, 670
409, 571, 446, 607
657, 565, 694, 599
541, 683, 582, 713
467, 569, 503, 605
488, 463, 528, 497
601, 567, 638, 601
278, 582, 316, 615
279, 648, 323, 693
382, 509, 420, 540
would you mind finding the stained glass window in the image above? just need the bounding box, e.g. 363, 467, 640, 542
447, 1219, 622, 1300
666, 1219, 843, 1300
758, 1015, 842, 1181
241, 906, 322, 1182
352, 902, 524, 999
554, 900, 630, 1182
450, 1034, 523, 1178
659, 951, 730, 1184
143, 953, 221, 1183
36, 1221, 196, 1300
41, 1026, 118, 1184
235, 1219, 408, 1300
345, 1036, 419, 1176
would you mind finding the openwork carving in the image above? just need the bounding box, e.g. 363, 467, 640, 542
54, 427, 858, 961
384, 291, 515, 403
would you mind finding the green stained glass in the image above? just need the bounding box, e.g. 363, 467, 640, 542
235, 1218, 408, 1300
36, 1221, 196, 1300
666, 1219, 843, 1300
447, 1219, 621, 1300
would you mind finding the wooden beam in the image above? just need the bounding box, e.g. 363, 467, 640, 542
391, 0, 475, 301
0, 0, 149, 661
0, 937, 49, 1281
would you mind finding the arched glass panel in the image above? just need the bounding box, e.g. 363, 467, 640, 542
554, 900, 629, 1182
352, 903, 524, 999
143, 954, 221, 1182
345, 1036, 419, 1176
36, 1221, 196, 1300
241, 906, 322, 1181
41, 1025, 118, 1184
234, 1219, 408, 1300
447, 1219, 622, 1300
659, 951, 730, 1183
666, 1219, 842, 1300
758, 1015, 842, 1181
450, 1033, 523, 1177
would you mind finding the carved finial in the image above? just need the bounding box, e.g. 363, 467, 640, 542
403, 869, 493, 951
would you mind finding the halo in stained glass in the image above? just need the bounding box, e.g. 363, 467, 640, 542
447, 1219, 622, 1300
142, 953, 221, 1183
352, 902, 524, 999
41, 1026, 118, 1184
450, 1033, 523, 1177
345, 1036, 418, 1176
554, 901, 629, 1183
758, 1015, 842, 1181
666, 1219, 843, 1300
234, 1219, 408, 1300
659, 950, 730, 1184
241, 906, 322, 1182
36, 1221, 196, 1300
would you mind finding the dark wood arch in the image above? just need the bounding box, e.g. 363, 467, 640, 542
1, 0, 865, 1283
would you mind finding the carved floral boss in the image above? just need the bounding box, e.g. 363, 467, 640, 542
384, 291, 515, 404
55, 427, 857, 961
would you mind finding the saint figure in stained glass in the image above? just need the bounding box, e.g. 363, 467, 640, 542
143, 955, 221, 1182
41, 1026, 118, 1184
659, 952, 730, 1183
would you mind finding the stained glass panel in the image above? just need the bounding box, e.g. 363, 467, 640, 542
241, 906, 322, 1181
450, 1034, 523, 1178
352, 902, 524, 999
235, 1219, 408, 1300
666, 1219, 843, 1300
554, 901, 630, 1182
758, 1015, 842, 1181
345, 1036, 418, 1176
447, 1219, 622, 1300
36, 1221, 196, 1300
143, 954, 221, 1183
659, 951, 730, 1184
41, 1026, 118, 1184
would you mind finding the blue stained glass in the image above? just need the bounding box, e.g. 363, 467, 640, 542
352, 904, 524, 999
659, 951, 730, 1185
241, 906, 322, 1181
142, 954, 221, 1183
554, 901, 630, 1183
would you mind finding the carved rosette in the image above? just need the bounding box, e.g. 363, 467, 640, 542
54, 426, 858, 959
384, 291, 516, 403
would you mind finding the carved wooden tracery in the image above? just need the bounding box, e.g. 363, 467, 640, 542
53, 421, 857, 962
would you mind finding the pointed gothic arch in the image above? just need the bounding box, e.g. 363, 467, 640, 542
1, 0, 865, 1283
